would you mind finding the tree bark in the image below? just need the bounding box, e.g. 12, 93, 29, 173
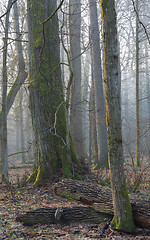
135, 0, 140, 166
0, 0, 12, 182
53, 180, 150, 229
100, 0, 135, 230
0, 0, 28, 162
27, 0, 83, 184
69, 0, 84, 159
89, 0, 108, 168
16, 206, 111, 226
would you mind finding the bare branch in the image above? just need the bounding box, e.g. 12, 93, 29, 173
131, 0, 150, 45
42, 0, 65, 24
0, 0, 17, 20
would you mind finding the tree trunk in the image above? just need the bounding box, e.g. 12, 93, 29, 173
82, 50, 90, 157
89, 84, 99, 165
16, 206, 111, 226
53, 180, 150, 229
0, 0, 12, 182
19, 87, 26, 163
27, 0, 83, 185
100, 0, 135, 230
135, 0, 140, 166
69, 0, 84, 159
89, 0, 108, 168
0, 0, 28, 152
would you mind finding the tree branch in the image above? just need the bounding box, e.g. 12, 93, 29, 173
131, 0, 150, 45
0, 0, 17, 20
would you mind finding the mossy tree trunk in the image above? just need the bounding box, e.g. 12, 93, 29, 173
100, 0, 135, 230
27, 0, 83, 185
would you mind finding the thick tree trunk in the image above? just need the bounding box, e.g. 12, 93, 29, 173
89, 0, 108, 168
27, 0, 83, 184
53, 180, 150, 229
16, 206, 111, 226
101, 0, 135, 230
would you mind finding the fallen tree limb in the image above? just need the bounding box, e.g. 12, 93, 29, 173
16, 206, 111, 226
53, 180, 150, 229
16, 180, 150, 228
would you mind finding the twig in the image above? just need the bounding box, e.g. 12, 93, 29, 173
0, 0, 17, 20
8, 143, 32, 157
131, 0, 150, 45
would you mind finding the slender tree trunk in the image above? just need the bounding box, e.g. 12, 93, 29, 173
15, 104, 19, 162
69, 0, 84, 159
135, 0, 140, 166
0, 0, 12, 182
82, 50, 90, 157
19, 87, 26, 163
89, 86, 98, 165
145, 45, 150, 154
0, 1, 28, 135
101, 0, 135, 230
89, 0, 108, 168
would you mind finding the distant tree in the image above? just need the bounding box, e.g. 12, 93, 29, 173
135, 0, 140, 166
27, 0, 83, 184
101, 0, 135, 230
89, 0, 108, 168
0, 0, 28, 182
0, 0, 11, 182
69, 0, 84, 159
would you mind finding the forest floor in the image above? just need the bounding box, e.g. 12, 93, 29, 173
0, 162, 150, 240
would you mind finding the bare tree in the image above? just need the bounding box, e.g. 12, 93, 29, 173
101, 0, 135, 230
89, 0, 108, 168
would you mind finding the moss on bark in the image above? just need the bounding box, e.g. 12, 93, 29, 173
27, 0, 83, 185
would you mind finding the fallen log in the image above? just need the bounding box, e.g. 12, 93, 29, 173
16, 206, 111, 226
53, 180, 150, 229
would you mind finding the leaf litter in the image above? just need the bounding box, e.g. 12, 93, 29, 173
0, 168, 150, 239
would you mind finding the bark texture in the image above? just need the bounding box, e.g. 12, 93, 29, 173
16, 206, 111, 225
69, 0, 84, 159
101, 0, 135, 230
1, 0, 12, 182
27, 0, 83, 184
53, 180, 150, 229
0, 0, 28, 176
89, 0, 108, 168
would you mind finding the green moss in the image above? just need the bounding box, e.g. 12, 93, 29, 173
27, 0, 84, 185
75, 173, 83, 181
26, 169, 37, 183
62, 170, 72, 179
100, 0, 108, 13
111, 182, 136, 230
69, 132, 82, 167
119, 183, 135, 230
106, 114, 110, 126
88, 174, 93, 180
